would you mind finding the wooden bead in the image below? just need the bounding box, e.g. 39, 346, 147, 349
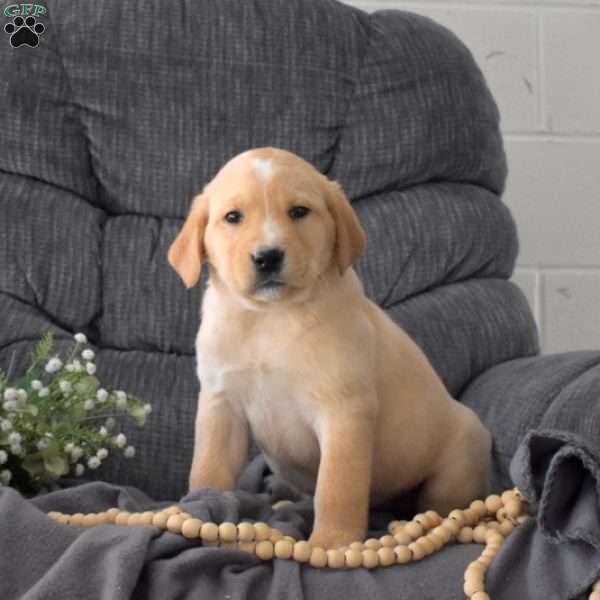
163, 505, 182, 516
476, 554, 493, 567
413, 513, 432, 530
48, 511, 61, 520
105, 508, 120, 523
496, 507, 510, 522
364, 538, 381, 550
377, 547, 396, 567
464, 577, 484, 596
501, 490, 518, 504
590, 591, 600, 600
344, 548, 363, 568
485, 530, 504, 546
393, 531, 412, 545
115, 512, 130, 526
256, 540, 274, 561
432, 525, 452, 543
482, 547, 498, 559
178, 512, 192, 520
200, 522, 219, 542
274, 539, 294, 560
441, 519, 460, 536
361, 548, 379, 569
237, 522, 255, 542
473, 525, 489, 544
516, 515, 530, 525
82, 514, 98, 527
326, 549, 345, 568
387, 520, 401, 533
253, 522, 271, 541
469, 500, 488, 519
380, 535, 396, 547
427, 532, 445, 550
292, 541, 312, 563
416, 536, 435, 555
271, 500, 292, 510
593, 579, 600, 590
139, 511, 155, 525
394, 545, 412, 564
457, 526, 474, 544
152, 512, 170, 528
471, 593, 491, 600
128, 513, 142, 526
485, 495, 503, 514
404, 522, 424, 539
57, 514, 70, 525
181, 518, 203, 539
425, 510, 442, 527
309, 547, 327, 568
504, 499, 522, 519
349, 541, 365, 552
408, 541, 426, 561
166, 514, 186, 533
500, 521, 514, 537
448, 510, 466, 528
462, 508, 480, 527
94, 512, 107, 525
238, 541, 255, 554
269, 528, 283, 543
466, 561, 486, 577
218, 522, 237, 542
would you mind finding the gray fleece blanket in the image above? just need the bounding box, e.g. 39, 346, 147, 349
0, 429, 596, 600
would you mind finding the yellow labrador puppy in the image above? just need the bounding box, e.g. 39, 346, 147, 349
168, 147, 492, 549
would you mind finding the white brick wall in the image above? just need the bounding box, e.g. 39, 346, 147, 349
342, 0, 600, 353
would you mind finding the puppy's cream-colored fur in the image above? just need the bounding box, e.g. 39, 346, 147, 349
168, 147, 492, 549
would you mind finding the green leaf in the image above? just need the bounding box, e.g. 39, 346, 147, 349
22, 454, 46, 477
74, 375, 99, 395
43, 452, 68, 477
127, 404, 147, 426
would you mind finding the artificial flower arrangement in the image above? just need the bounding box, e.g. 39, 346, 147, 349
0, 331, 151, 495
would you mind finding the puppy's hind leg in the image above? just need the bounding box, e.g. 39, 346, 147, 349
416, 420, 492, 517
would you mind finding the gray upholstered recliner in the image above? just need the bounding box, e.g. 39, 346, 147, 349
1, 2, 599, 599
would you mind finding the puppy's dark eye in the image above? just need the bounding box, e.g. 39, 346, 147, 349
289, 206, 310, 220
224, 210, 243, 224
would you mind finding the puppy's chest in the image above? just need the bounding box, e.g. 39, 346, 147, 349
197, 340, 321, 472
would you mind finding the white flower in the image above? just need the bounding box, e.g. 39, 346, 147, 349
16, 389, 27, 402
8, 432, 21, 445
85, 362, 96, 375
143, 403, 152, 414
115, 391, 127, 410
74, 333, 87, 344
96, 388, 108, 403
98, 426, 108, 438
75, 464, 85, 476
83, 399, 95, 411
87, 456, 101, 470
3, 388, 17, 401
0, 419, 11, 432
0, 450, 7, 464
114, 433, 127, 448
124, 446, 136, 458
59, 380, 72, 395
0, 469, 12, 485
2, 400, 17, 412
31, 380, 43, 390
82, 349, 95, 361
9, 444, 22, 456
70, 446, 83, 461
45, 356, 63, 373
38, 387, 49, 397
73, 360, 84, 372
65, 363, 75, 373
105, 417, 116, 430
36, 439, 50, 450
64, 442, 75, 454
96, 448, 108, 460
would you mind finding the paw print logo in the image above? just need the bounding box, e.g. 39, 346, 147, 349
4, 15, 45, 48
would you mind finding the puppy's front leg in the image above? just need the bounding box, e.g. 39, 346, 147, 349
308, 413, 375, 549
188, 390, 249, 493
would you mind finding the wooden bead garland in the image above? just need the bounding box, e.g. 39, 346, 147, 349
45, 487, 600, 600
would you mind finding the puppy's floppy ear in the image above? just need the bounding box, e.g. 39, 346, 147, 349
168, 193, 209, 289
326, 180, 366, 274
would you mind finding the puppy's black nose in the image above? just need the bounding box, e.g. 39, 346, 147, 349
251, 247, 284, 274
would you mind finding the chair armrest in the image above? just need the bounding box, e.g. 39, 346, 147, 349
459, 351, 600, 491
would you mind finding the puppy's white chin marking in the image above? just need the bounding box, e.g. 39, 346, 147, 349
254, 285, 283, 301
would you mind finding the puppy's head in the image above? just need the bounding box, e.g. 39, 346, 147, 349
168, 147, 365, 308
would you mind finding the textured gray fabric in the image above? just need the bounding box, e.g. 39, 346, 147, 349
0, 0, 536, 501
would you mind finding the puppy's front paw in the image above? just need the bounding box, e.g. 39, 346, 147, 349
308, 528, 365, 550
